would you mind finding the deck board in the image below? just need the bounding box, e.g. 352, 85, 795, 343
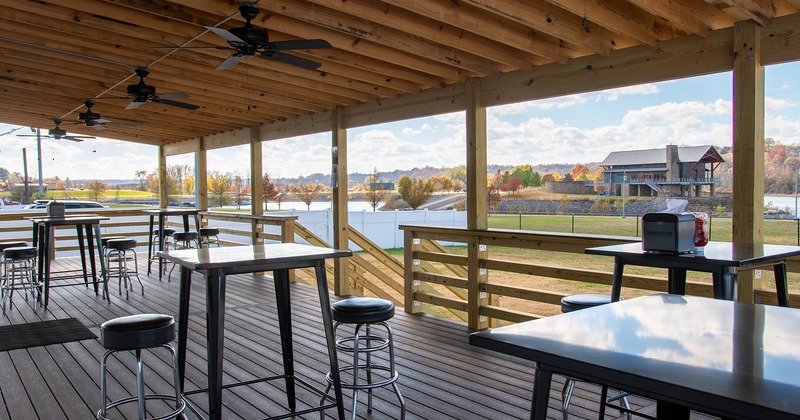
0, 256, 715, 419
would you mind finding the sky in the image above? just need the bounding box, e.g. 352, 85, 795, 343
1, 61, 798, 181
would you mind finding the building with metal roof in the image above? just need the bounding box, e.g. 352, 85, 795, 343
598, 145, 724, 197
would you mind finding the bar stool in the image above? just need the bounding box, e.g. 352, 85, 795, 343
320, 297, 405, 420
199, 227, 220, 247
98, 314, 185, 420
560, 294, 631, 420
149, 228, 176, 280
104, 238, 143, 300
2, 245, 38, 314
166, 232, 199, 281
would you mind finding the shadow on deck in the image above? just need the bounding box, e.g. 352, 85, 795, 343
0, 256, 710, 419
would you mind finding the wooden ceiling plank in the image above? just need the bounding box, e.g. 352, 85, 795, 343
633, 0, 735, 37
718, 0, 776, 25
256, 0, 509, 76
381, 0, 584, 64
304, 0, 544, 70
544, 0, 675, 46
463, 0, 632, 55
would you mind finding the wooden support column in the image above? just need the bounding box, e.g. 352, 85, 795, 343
732, 20, 765, 303
158, 145, 168, 208
195, 137, 208, 211
250, 127, 264, 245
332, 107, 350, 296
466, 77, 488, 230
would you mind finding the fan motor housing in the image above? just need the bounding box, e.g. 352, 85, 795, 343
79, 111, 101, 121
230, 26, 268, 48
128, 83, 156, 97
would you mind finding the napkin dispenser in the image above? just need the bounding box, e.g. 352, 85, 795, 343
642, 212, 695, 254
46, 200, 65, 218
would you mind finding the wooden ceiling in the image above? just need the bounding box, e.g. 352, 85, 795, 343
1, 0, 799, 148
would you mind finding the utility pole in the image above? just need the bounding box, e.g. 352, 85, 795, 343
22, 148, 30, 204
36, 128, 44, 196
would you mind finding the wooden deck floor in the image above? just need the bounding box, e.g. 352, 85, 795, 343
0, 256, 712, 420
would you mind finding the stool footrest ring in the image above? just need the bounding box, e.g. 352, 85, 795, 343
97, 394, 186, 420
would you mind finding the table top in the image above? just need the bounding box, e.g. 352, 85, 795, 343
27, 215, 109, 225
143, 208, 202, 215
470, 294, 800, 419
158, 243, 352, 271
585, 241, 800, 267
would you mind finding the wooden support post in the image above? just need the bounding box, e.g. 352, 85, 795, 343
732, 20, 765, 303
195, 137, 208, 211
158, 146, 168, 208
466, 77, 488, 230
250, 127, 264, 245
403, 229, 418, 313
332, 107, 350, 296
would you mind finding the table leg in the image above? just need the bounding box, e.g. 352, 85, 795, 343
530, 364, 552, 420
773, 263, 789, 307
147, 215, 154, 275
177, 266, 192, 392
314, 264, 345, 420
611, 257, 624, 302
667, 268, 687, 295
77, 226, 88, 285
723, 267, 737, 301
182, 214, 190, 232
656, 401, 690, 419
206, 268, 226, 420
34, 222, 44, 288
158, 214, 165, 281
273, 269, 297, 411
43, 225, 52, 308
87, 223, 101, 296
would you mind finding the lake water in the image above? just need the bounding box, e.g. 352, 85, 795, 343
765, 195, 800, 215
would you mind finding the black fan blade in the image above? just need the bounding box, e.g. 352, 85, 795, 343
270, 39, 331, 50
217, 54, 245, 70
156, 92, 189, 99
62, 137, 87, 142
262, 51, 322, 70
155, 98, 200, 110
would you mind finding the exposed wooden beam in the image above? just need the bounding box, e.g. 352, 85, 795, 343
634, 0, 734, 37
719, 0, 776, 26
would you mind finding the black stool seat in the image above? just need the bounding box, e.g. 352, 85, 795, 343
560, 293, 614, 313
200, 227, 220, 236
106, 238, 137, 251
153, 228, 176, 236
173, 231, 198, 241
332, 297, 394, 324
100, 314, 175, 350
0, 241, 28, 252
3, 246, 37, 260
100, 236, 125, 247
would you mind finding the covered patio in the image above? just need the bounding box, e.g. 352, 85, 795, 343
2, 1, 800, 419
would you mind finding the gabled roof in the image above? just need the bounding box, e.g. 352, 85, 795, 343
600, 145, 724, 167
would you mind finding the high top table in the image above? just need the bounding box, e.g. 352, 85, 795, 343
28, 214, 109, 307
470, 294, 800, 420
159, 243, 352, 420
144, 208, 202, 279
585, 241, 800, 306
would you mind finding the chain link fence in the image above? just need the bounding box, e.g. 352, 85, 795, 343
489, 212, 800, 246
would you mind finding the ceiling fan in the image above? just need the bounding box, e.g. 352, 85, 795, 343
202, 2, 331, 71
123, 68, 199, 110
17, 119, 96, 142
78, 100, 135, 130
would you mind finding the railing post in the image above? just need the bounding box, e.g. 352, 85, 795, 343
467, 234, 489, 330
403, 230, 418, 314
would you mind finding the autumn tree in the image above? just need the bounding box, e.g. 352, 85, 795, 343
86, 180, 107, 201
208, 171, 232, 208
511, 164, 534, 187
364, 167, 390, 211
397, 176, 434, 209
570, 163, 590, 180
430, 175, 453, 191
262, 173, 280, 210
291, 183, 325, 210
500, 176, 522, 195
489, 171, 503, 194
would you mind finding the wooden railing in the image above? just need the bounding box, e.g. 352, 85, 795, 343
399, 225, 800, 330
